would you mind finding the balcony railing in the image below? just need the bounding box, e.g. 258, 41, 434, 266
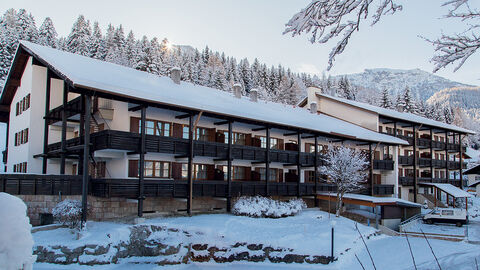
373, 159, 394, 170
373, 184, 395, 195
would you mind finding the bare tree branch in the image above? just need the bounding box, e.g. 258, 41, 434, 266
284, 0, 402, 70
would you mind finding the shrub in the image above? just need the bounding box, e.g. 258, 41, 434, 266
52, 199, 86, 229
232, 196, 307, 218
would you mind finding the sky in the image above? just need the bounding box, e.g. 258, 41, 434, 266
0, 0, 479, 85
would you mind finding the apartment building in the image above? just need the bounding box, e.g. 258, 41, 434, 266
299, 88, 474, 203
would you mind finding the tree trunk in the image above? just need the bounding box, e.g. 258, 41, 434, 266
336, 191, 343, 217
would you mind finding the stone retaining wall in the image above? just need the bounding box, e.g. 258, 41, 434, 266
16, 195, 226, 226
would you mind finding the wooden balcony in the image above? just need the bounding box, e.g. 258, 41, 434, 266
47, 130, 329, 165
373, 184, 395, 195
373, 159, 394, 170
0, 174, 83, 195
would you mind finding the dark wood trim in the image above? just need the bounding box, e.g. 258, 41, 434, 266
60, 82, 68, 174
81, 95, 91, 226
460, 134, 464, 188
187, 115, 194, 215
42, 70, 51, 174
314, 136, 319, 207
445, 131, 449, 184
138, 106, 146, 217
297, 132, 301, 197
265, 127, 271, 195
227, 121, 233, 212
413, 125, 417, 203
369, 144, 374, 196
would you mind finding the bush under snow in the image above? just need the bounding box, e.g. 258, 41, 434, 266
52, 199, 85, 229
0, 192, 36, 270
232, 196, 307, 218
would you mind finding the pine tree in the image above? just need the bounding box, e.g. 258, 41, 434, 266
15, 9, 38, 42
38, 17, 57, 48
379, 88, 393, 109
66, 15, 91, 56
89, 22, 107, 60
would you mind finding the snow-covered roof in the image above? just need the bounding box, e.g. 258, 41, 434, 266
316, 93, 475, 134
12, 41, 408, 145
419, 183, 473, 198
317, 192, 422, 207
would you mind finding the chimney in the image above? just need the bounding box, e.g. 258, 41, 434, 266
250, 88, 258, 102
233, 83, 242, 99
310, 101, 318, 114
170, 67, 181, 84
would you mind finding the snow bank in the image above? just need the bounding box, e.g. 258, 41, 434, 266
52, 199, 83, 228
0, 192, 36, 270
232, 196, 306, 218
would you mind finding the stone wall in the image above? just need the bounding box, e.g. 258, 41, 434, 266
16, 195, 227, 226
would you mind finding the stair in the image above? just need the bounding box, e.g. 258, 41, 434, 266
421, 193, 446, 208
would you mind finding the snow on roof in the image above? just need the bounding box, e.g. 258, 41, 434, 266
419, 183, 473, 198
317, 93, 475, 134
317, 192, 422, 207
15, 41, 408, 145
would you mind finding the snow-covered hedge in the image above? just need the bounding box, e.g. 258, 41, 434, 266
52, 199, 86, 229
232, 196, 307, 218
0, 192, 36, 270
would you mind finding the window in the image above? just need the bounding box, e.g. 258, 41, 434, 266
15, 94, 31, 116
233, 166, 245, 180
136, 118, 171, 136
224, 132, 247, 145
305, 171, 315, 183
142, 161, 170, 178
14, 128, 29, 146
13, 162, 27, 173
182, 126, 211, 141
258, 136, 279, 149
259, 168, 278, 182
181, 164, 207, 180
306, 143, 325, 153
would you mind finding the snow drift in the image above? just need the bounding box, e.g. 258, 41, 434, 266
0, 192, 36, 270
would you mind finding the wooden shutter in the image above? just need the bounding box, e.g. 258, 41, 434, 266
14, 133, 17, 146
98, 162, 106, 178
130, 117, 139, 133
128, 160, 139, 177
304, 171, 310, 182
251, 137, 261, 147
245, 134, 252, 146
173, 123, 183, 138
245, 167, 251, 181
208, 128, 216, 142
216, 131, 225, 143
172, 162, 182, 180
278, 139, 284, 150
279, 170, 284, 183
206, 164, 215, 180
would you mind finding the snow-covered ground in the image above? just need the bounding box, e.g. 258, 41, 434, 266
32, 206, 480, 270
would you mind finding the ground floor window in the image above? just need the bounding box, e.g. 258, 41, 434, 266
259, 168, 279, 182
145, 161, 170, 178
182, 164, 208, 180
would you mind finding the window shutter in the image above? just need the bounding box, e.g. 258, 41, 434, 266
278, 139, 284, 150
279, 170, 284, 183
25, 128, 29, 143
206, 164, 215, 180
208, 128, 216, 142
172, 162, 182, 179
128, 160, 139, 177
215, 131, 225, 143
14, 133, 17, 146
130, 117, 139, 133
172, 123, 183, 138
245, 167, 251, 181
245, 134, 252, 146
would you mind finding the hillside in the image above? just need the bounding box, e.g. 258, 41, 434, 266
427, 86, 480, 119
337, 68, 472, 101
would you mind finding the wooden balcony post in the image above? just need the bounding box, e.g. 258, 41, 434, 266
369, 143, 374, 196
413, 125, 417, 203
314, 136, 319, 207
226, 121, 232, 212
78, 95, 85, 174
265, 126, 270, 196
187, 115, 194, 215
453, 133, 457, 185
137, 106, 146, 217
60, 82, 68, 174
445, 131, 449, 184
42, 70, 51, 174
460, 133, 464, 189
430, 128, 434, 183
81, 95, 91, 227
297, 131, 301, 197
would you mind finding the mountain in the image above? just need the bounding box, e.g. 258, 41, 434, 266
427, 86, 480, 119
336, 68, 473, 101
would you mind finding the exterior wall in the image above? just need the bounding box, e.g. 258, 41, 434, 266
7, 57, 33, 171
28, 64, 47, 173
